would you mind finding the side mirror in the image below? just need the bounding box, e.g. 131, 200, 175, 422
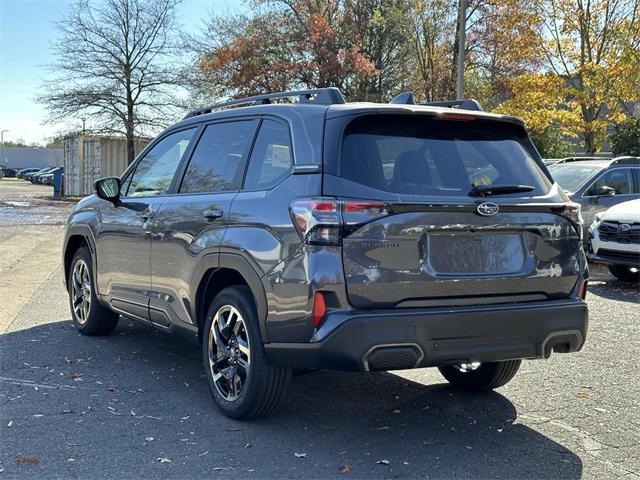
95, 177, 121, 202
592, 185, 616, 197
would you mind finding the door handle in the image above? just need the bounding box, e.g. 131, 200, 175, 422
141, 207, 155, 221
203, 207, 224, 220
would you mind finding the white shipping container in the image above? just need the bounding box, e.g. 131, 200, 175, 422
63, 135, 148, 196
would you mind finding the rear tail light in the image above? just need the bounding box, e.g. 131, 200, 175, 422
312, 291, 327, 328
290, 198, 390, 245
561, 202, 584, 240
578, 280, 588, 300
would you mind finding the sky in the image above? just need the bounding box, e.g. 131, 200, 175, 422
0, 0, 246, 145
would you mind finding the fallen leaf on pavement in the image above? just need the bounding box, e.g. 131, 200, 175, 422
17, 456, 38, 465
577, 391, 591, 399
338, 465, 353, 474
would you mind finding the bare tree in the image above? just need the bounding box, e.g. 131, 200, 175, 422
38, 0, 183, 164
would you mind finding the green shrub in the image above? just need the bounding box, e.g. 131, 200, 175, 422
610, 117, 640, 156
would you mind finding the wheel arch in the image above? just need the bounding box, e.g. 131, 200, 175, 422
63, 226, 97, 290
193, 253, 269, 344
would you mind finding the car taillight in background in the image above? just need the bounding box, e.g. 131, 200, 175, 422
290, 198, 390, 245
561, 202, 584, 240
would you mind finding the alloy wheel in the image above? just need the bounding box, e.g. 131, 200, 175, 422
71, 259, 91, 325
208, 305, 251, 401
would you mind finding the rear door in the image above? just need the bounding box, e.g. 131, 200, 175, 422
323, 113, 582, 308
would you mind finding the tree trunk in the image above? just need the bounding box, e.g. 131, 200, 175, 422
126, 68, 135, 165
583, 130, 596, 154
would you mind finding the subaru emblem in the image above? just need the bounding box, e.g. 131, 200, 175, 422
477, 202, 499, 216
618, 223, 631, 233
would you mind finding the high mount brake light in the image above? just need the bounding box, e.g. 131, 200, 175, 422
436, 113, 476, 122
290, 198, 390, 245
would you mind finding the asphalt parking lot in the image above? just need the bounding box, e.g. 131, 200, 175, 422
1, 178, 639, 479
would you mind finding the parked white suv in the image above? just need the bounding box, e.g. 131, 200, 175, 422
588, 198, 640, 282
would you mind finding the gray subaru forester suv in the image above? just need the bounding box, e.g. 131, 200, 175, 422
62, 88, 588, 419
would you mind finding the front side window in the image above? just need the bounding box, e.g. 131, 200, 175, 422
180, 120, 258, 194
126, 128, 196, 197
340, 115, 551, 197
586, 168, 633, 196
244, 119, 293, 190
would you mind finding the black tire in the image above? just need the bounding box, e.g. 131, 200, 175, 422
438, 360, 521, 391
68, 247, 119, 336
202, 286, 292, 419
608, 264, 640, 283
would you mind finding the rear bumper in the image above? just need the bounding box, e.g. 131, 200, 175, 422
264, 299, 588, 371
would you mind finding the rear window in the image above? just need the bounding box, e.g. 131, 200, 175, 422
339, 115, 551, 197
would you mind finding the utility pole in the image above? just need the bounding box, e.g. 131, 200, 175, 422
1, 130, 8, 169
455, 0, 468, 100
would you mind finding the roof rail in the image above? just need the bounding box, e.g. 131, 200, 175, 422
389, 92, 483, 111
184, 87, 346, 119
611, 156, 640, 165
553, 156, 612, 164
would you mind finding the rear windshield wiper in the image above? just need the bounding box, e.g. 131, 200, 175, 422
469, 184, 535, 197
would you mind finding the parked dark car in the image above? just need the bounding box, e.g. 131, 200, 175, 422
548, 156, 640, 239
40, 167, 64, 185
24, 167, 51, 182
63, 88, 589, 419
0, 167, 17, 178
17, 168, 41, 179
30, 167, 57, 184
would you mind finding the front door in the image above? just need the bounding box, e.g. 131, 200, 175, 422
581, 167, 638, 228
149, 119, 259, 330
95, 127, 198, 322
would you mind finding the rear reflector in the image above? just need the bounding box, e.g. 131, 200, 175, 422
312, 292, 326, 328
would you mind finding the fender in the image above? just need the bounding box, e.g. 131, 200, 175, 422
190, 252, 270, 342
62, 224, 99, 293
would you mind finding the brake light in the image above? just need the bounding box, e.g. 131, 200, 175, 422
343, 202, 386, 212
290, 198, 390, 245
312, 291, 326, 328
561, 202, 584, 239
436, 112, 476, 122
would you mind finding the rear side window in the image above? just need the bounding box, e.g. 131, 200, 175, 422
339, 115, 551, 197
180, 120, 258, 193
244, 119, 293, 190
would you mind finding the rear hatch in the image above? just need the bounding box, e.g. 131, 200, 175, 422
323, 113, 583, 308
